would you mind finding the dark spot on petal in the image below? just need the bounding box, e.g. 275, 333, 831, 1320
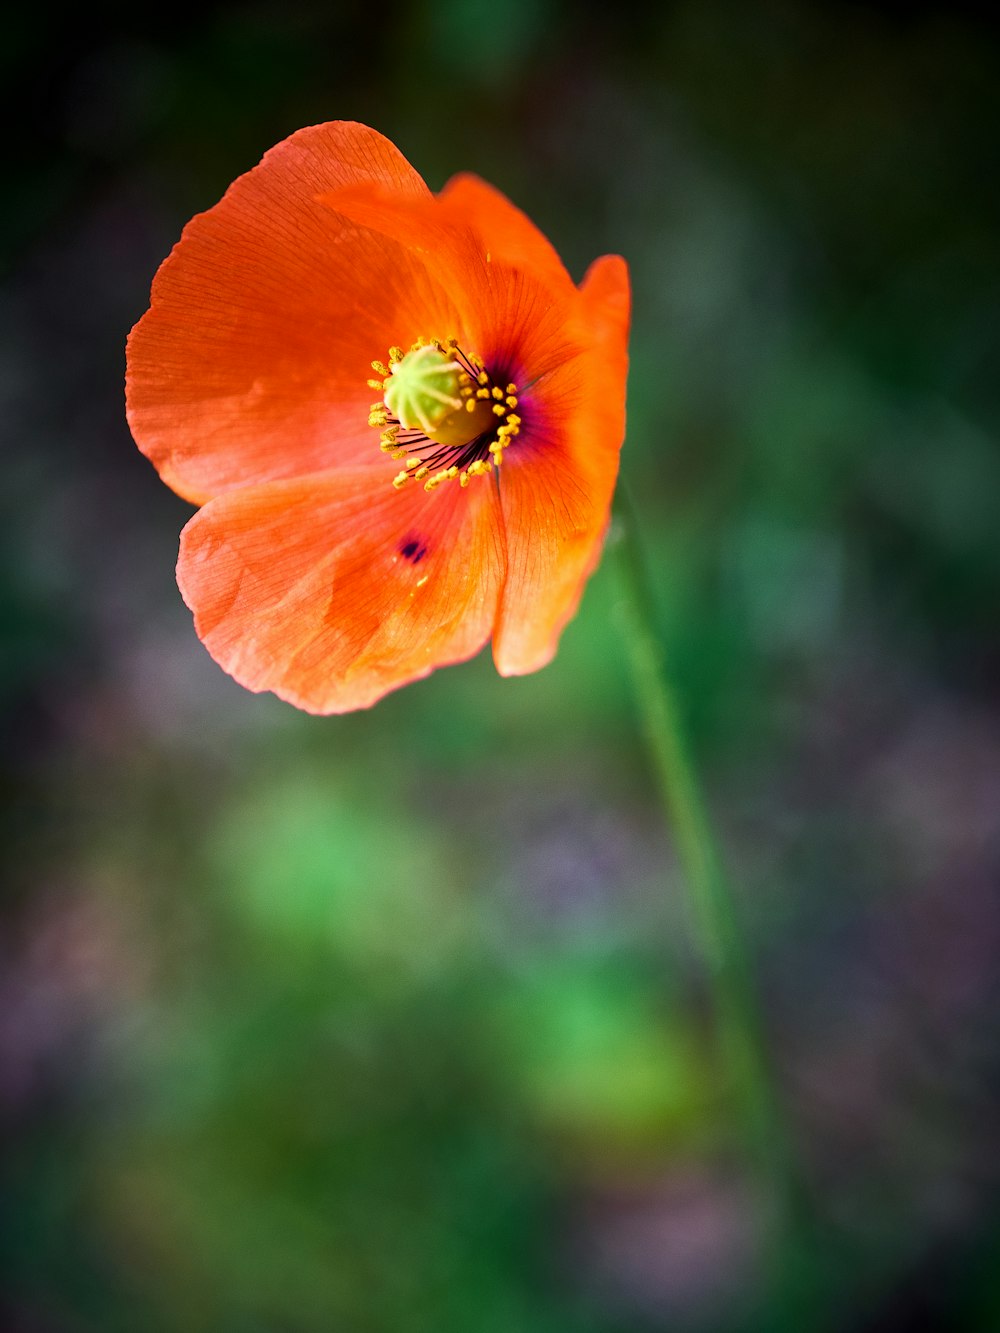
400, 536, 428, 564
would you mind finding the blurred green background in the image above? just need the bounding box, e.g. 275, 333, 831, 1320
3, 2, 999, 1329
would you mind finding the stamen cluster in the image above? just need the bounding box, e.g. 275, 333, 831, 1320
367, 338, 521, 491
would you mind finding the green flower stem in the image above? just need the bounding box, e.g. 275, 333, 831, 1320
612, 488, 804, 1310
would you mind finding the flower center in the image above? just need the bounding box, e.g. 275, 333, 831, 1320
367, 339, 521, 491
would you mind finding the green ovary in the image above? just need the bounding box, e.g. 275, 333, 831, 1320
384, 344, 494, 447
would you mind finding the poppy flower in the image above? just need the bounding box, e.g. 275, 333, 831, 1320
126, 121, 630, 713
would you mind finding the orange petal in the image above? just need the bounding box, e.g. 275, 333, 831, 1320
462, 256, 582, 391
438, 173, 574, 294
317, 183, 484, 327
177, 468, 506, 713
576, 252, 631, 333
318, 195, 578, 399
322, 173, 575, 297
127, 122, 465, 505
492, 254, 631, 675
317, 183, 581, 371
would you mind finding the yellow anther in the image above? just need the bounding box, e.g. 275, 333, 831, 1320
426, 465, 456, 491
371, 344, 521, 490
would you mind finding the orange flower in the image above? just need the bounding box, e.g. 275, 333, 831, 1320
126, 122, 630, 713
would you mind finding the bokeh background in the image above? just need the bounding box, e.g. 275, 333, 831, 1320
3, 1, 999, 1329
